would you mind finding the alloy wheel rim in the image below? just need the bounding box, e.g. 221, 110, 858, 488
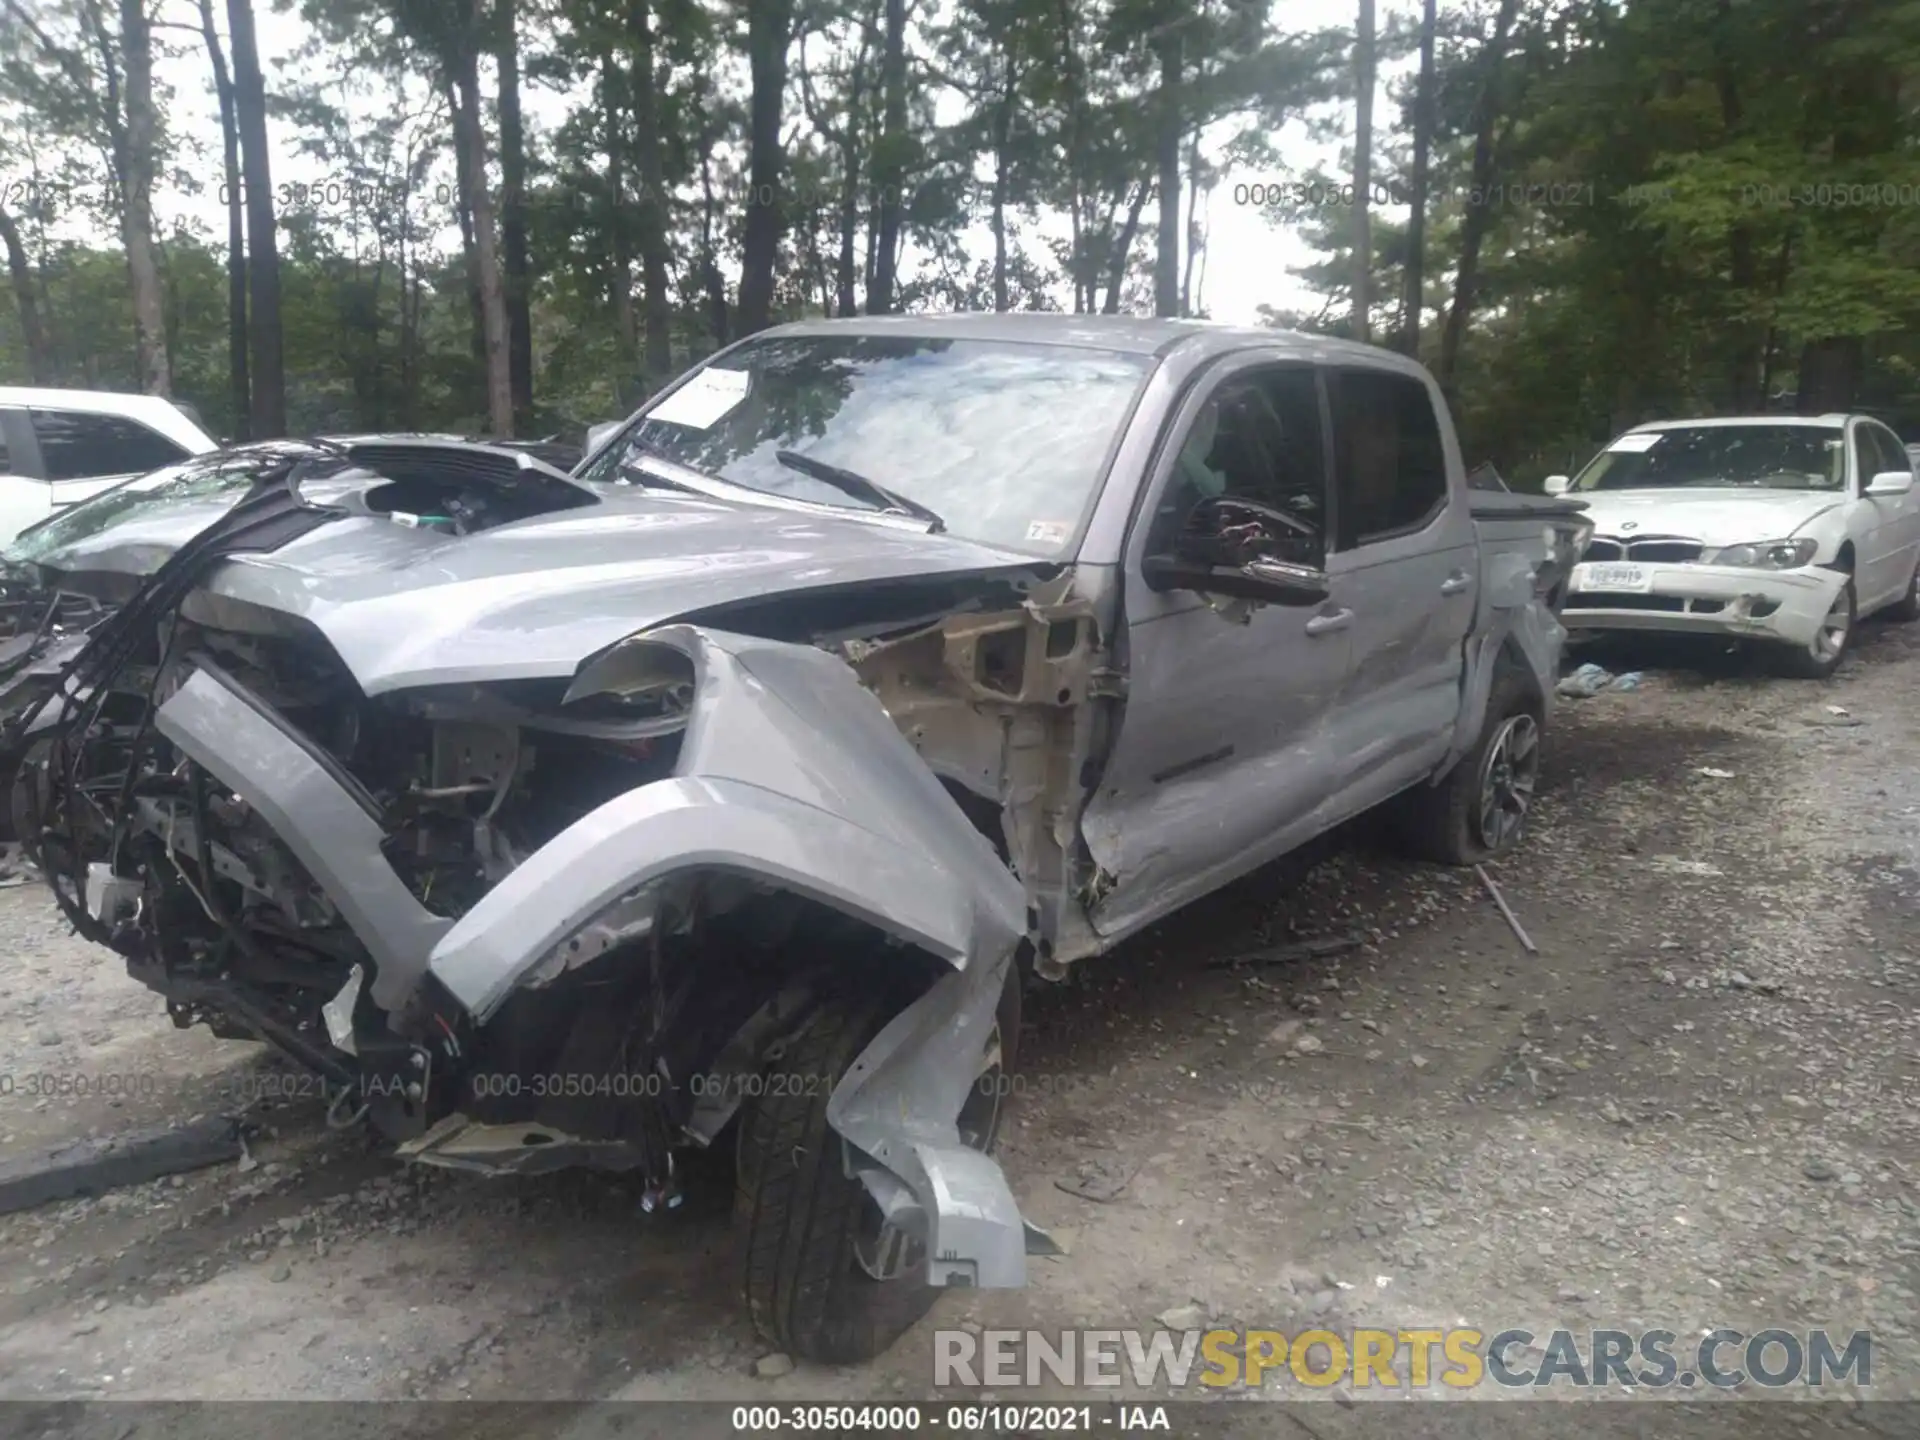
1476, 714, 1540, 851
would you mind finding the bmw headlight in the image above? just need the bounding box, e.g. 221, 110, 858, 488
1705, 537, 1818, 570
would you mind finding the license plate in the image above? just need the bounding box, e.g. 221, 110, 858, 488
1580, 562, 1652, 593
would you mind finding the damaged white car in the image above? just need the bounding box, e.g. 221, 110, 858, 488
1547, 415, 1920, 677
5, 316, 1580, 1362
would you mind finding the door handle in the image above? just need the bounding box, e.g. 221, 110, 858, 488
1440, 572, 1472, 595
1305, 608, 1352, 636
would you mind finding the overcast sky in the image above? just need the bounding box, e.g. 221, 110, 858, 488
135, 0, 1412, 327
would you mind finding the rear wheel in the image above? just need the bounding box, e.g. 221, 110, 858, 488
1392, 666, 1543, 866
733, 960, 1020, 1364
1776, 575, 1854, 678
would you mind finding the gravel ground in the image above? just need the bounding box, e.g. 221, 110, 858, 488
0, 618, 1915, 1419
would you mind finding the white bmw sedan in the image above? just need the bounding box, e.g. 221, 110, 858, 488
1546, 415, 1920, 677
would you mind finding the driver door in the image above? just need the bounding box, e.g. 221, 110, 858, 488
1082, 357, 1353, 942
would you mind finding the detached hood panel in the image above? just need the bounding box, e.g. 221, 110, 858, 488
1576, 488, 1843, 546
198, 494, 1044, 694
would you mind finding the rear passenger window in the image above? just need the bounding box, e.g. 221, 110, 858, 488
30, 409, 188, 482
1327, 369, 1448, 547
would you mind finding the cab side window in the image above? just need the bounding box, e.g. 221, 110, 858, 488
1326, 368, 1448, 548
30, 409, 188, 482
1150, 364, 1327, 569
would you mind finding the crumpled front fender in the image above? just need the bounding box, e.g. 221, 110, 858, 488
428, 774, 1012, 1022
426, 624, 1037, 1287
428, 624, 1028, 1017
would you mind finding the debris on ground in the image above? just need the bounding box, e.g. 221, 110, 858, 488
1556, 662, 1643, 698
1697, 766, 1736, 778
1475, 864, 1537, 953
1154, 1303, 1207, 1331
1055, 1155, 1142, 1204
1208, 933, 1363, 969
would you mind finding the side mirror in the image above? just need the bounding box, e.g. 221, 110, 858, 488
1142, 494, 1330, 607
584, 420, 622, 456
1542, 474, 1572, 496
1866, 469, 1914, 497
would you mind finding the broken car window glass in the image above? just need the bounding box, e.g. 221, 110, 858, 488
577, 335, 1155, 556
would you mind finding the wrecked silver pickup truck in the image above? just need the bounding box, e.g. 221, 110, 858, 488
6, 316, 1584, 1363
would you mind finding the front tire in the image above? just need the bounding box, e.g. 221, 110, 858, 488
1777, 575, 1854, 678
733, 960, 1021, 1364
1392, 666, 1544, 866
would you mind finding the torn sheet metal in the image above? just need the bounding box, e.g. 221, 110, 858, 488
826, 947, 1031, 1289
424, 624, 1035, 1289
430, 625, 1027, 1021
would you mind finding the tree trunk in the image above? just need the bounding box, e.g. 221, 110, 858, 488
0, 206, 51, 383
1056, 0, 1089, 312
1795, 337, 1862, 414
1713, 0, 1762, 410
1399, 0, 1436, 357
737, 0, 795, 334
1179, 117, 1201, 316
990, 60, 1015, 313
699, 137, 729, 352
450, 80, 487, 371
633, 0, 672, 379
119, 0, 169, 394
1435, 0, 1520, 397
1103, 178, 1150, 314
451, 12, 513, 437
1350, 0, 1375, 343
1152, 27, 1181, 318
397, 161, 418, 428
1757, 234, 1792, 404
227, 0, 285, 436
496, 0, 534, 427
835, 6, 876, 317
866, 0, 908, 315
198, 0, 248, 437
602, 55, 636, 367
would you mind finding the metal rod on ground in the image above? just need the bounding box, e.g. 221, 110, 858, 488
1476, 863, 1536, 954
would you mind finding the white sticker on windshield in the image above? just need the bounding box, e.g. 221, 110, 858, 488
645, 367, 750, 430
1026, 519, 1071, 545
1607, 432, 1662, 453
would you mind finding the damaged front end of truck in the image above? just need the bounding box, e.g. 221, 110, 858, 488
9, 441, 1092, 1362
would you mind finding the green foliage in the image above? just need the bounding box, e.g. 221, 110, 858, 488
0, 0, 1915, 458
